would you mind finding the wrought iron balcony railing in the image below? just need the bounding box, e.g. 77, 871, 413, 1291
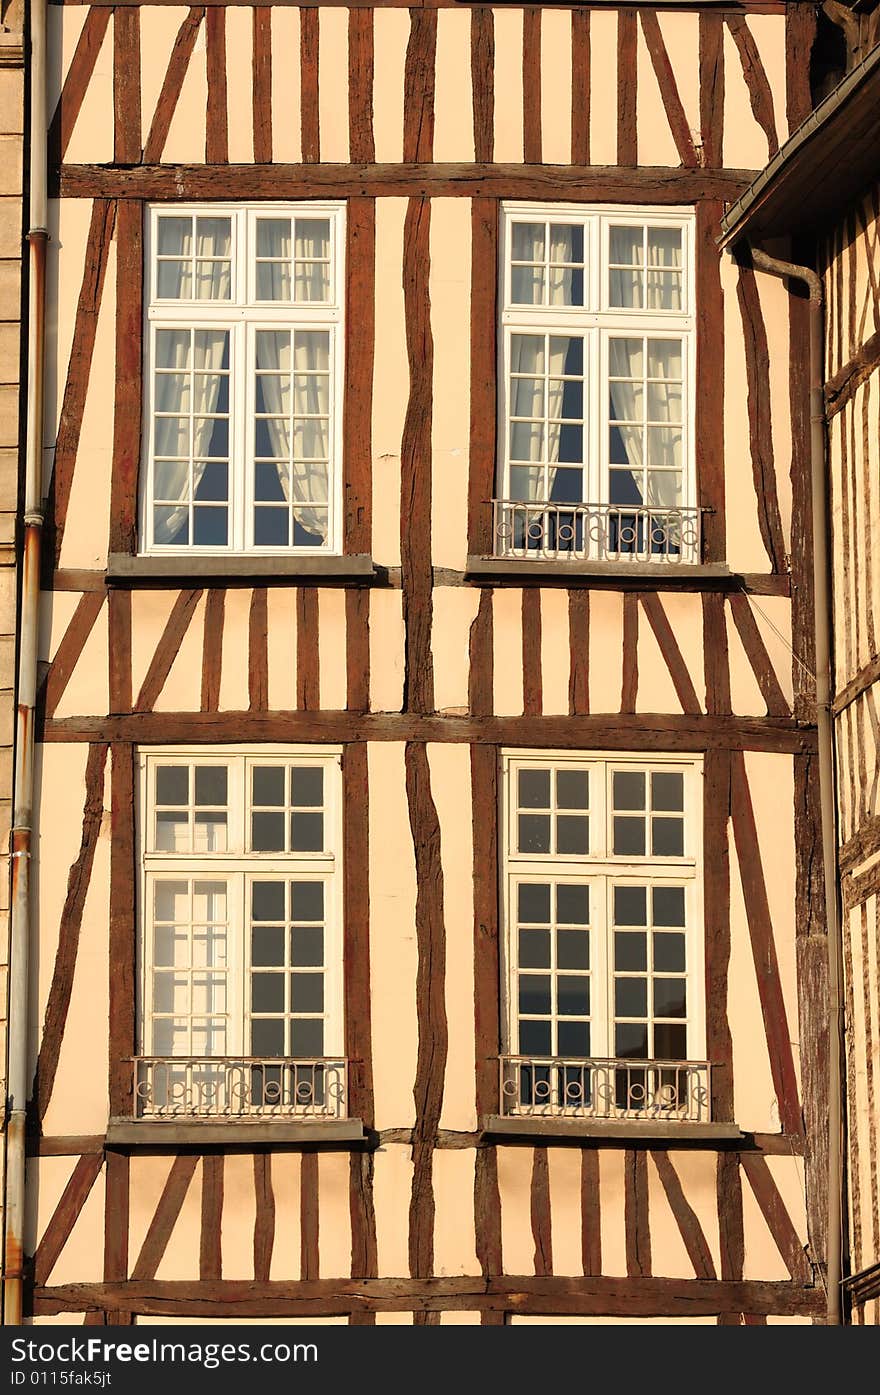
492, 499, 702, 564
133, 1056, 348, 1120
500, 1056, 712, 1122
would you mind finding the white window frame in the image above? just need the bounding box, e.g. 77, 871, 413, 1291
500, 749, 705, 1063
137, 745, 344, 1061
141, 203, 346, 557
498, 203, 696, 545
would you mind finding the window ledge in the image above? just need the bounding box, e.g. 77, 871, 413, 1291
482, 1115, 745, 1144
106, 553, 376, 585
466, 556, 734, 586
106, 1117, 367, 1146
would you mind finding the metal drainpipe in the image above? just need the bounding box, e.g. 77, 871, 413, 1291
748, 246, 844, 1327
4, 0, 47, 1327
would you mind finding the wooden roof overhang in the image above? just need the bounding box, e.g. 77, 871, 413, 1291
719, 40, 880, 248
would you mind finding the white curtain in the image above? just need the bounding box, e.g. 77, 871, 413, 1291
154, 329, 228, 544
509, 334, 572, 501
255, 331, 329, 537
608, 338, 645, 502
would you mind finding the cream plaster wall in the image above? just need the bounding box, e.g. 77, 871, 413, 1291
430, 198, 471, 572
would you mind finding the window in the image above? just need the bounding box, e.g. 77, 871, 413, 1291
143, 204, 345, 555
496, 204, 697, 564
501, 751, 707, 1121
136, 747, 345, 1119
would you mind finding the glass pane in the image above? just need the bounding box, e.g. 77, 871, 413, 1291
647, 271, 682, 312
251, 972, 285, 1013
193, 811, 226, 853
652, 771, 683, 811
610, 226, 643, 266
291, 812, 323, 851
556, 770, 588, 809
510, 421, 544, 463
293, 331, 330, 373
548, 265, 583, 307
615, 931, 647, 971
254, 509, 289, 546
557, 977, 590, 1017
154, 925, 188, 968
647, 381, 682, 423
609, 268, 641, 309
608, 382, 643, 423
518, 814, 551, 854
196, 217, 231, 259
652, 817, 684, 857
253, 766, 285, 805
557, 929, 589, 970
614, 771, 646, 809
291, 973, 323, 1012
257, 262, 293, 301
556, 883, 588, 925
156, 330, 192, 371
519, 929, 551, 969
648, 227, 681, 268
252, 811, 285, 851
647, 340, 682, 380
295, 218, 331, 261
153, 462, 189, 503
193, 331, 230, 372
518, 883, 551, 924
157, 217, 192, 256
615, 979, 648, 1018
653, 886, 685, 927
251, 925, 285, 967
291, 1019, 323, 1057
195, 260, 232, 301
292, 881, 324, 920
153, 972, 188, 1015
252, 881, 285, 920
654, 1023, 687, 1059
519, 975, 551, 1016
294, 262, 331, 303
615, 1022, 649, 1058
519, 768, 550, 808
511, 222, 544, 262
646, 425, 682, 468
511, 265, 543, 305
157, 766, 188, 805
154, 373, 190, 415
519, 1019, 552, 1056
558, 1021, 589, 1057
155, 811, 187, 851
194, 766, 227, 806
192, 881, 225, 921
291, 767, 323, 806
157, 262, 192, 299
511, 376, 545, 418
192, 508, 228, 547
291, 926, 324, 967
154, 416, 189, 458
654, 933, 686, 972
257, 219, 292, 258
510, 334, 544, 375
153, 506, 189, 546
255, 331, 291, 372
614, 885, 647, 926
251, 1019, 285, 1056
613, 817, 646, 856
556, 815, 588, 856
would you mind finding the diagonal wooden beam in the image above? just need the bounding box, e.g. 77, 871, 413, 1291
639, 593, 701, 714
39, 593, 106, 719
131, 1155, 200, 1282
726, 14, 779, 158
135, 590, 203, 712
48, 6, 112, 166
142, 8, 205, 163
740, 1153, 813, 1283
652, 1151, 717, 1279
34, 1155, 104, 1287
640, 12, 698, 167
728, 593, 790, 717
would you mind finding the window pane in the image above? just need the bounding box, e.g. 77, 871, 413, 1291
255, 331, 290, 372
519, 1019, 552, 1055
613, 816, 646, 856
291, 926, 324, 967
653, 979, 687, 1018
557, 977, 589, 1017
157, 217, 192, 256
614, 885, 647, 925
653, 885, 685, 927
194, 766, 227, 806
512, 222, 545, 261
251, 926, 285, 967
558, 1021, 589, 1056
615, 931, 647, 971
615, 979, 648, 1018
614, 771, 645, 811
252, 880, 285, 920
251, 973, 285, 1013
157, 766, 189, 805
251, 1019, 285, 1056
511, 265, 543, 305
519, 814, 551, 854
292, 767, 324, 806
295, 219, 331, 261
556, 770, 588, 809
556, 816, 589, 856
518, 882, 551, 923
519, 928, 551, 969
154, 881, 189, 923
154, 925, 188, 968
157, 262, 192, 299
253, 767, 285, 805
615, 1023, 649, 1058
654, 933, 686, 972
519, 769, 550, 808
652, 771, 683, 811
252, 811, 285, 851
291, 1019, 324, 1056
192, 508, 228, 547
519, 975, 551, 1016
291, 973, 323, 1012
257, 262, 292, 301
257, 218, 292, 258
292, 881, 324, 920
557, 929, 589, 970
610, 226, 643, 266
291, 812, 323, 851
653, 1023, 687, 1060
556, 883, 588, 924
652, 817, 684, 857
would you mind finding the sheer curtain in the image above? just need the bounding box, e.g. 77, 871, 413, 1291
255, 332, 329, 537
608, 338, 644, 501
154, 329, 228, 544
509, 335, 569, 501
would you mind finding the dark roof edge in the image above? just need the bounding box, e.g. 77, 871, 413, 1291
718, 41, 880, 249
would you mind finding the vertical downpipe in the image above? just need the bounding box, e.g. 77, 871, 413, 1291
749, 247, 843, 1326
3, 0, 47, 1326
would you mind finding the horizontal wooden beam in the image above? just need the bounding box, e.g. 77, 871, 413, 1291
48, 0, 790, 10
33, 1275, 823, 1318
41, 712, 818, 754
55, 163, 759, 203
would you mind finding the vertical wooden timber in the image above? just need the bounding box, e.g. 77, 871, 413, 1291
530, 1148, 552, 1276
300, 1153, 320, 1282
704, 748, 733, 1121
346, 589, 370, 713
253, 1154, 275, 1283
113, 6, 141, 165
248, 587, 268, 712
617, 10, 638, 167
109, 589, 132, 715
568, 590, 589, 715
301, 8, 320, 163
522, 589, 542, 716
468, 198, 498, 558
698, 12, 724, 169
702, 592, 731, 716
716, 1151, 745, 1323
571, 9, 590, 167
109, 202, 143, 556
696, 201, 726, 562
580, 1148, 601, 1275
471, 8, 494, 164
343, 741, 377, 1288
403, 10, 437, 164
624, 1150, 651, 1277
48, 7, 113, 166
252, 8, 273, 164
344, 198, 375, 555
142, 8, 205, 164
472, 743, 502, 1290
200, 590, 225, 713
47, 199, 116, 571
468, 589, 493, 719
205, 8, 228, 164
296, 588, 320, 711
401, 197, 435, 714
103, 1152, 131, 1325
349, 8, 375, 163
405, 743, 447, 1324
31, 743, 109, 1123
522, 8, 541, 165
199, 1155, 224, 1280
621, 592, 638, 713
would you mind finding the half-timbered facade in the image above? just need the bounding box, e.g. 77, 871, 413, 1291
6, 0, 839, 1325
722, 8, 880, 1323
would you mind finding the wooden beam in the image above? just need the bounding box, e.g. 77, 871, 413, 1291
48, 7, 112, 165
401, 198, 435, 715
131, 1155, 199, 1282
471, 8, 494, 164
33, 1155, 104, 1287
142, 8, 205, 163
108, 201, 143, 557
